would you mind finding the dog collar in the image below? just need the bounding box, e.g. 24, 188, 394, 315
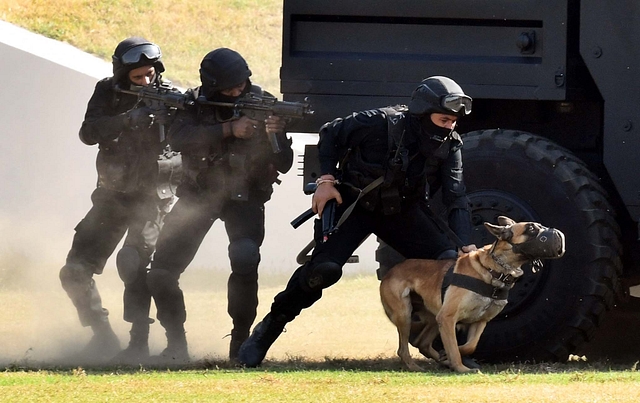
489, 240, 545, 275
488, 252, 518, 285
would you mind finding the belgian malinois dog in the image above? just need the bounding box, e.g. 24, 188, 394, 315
380, 216, 565, 372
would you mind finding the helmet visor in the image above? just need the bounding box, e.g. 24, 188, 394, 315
120, 43, 162, 65
441, 94, 472, 115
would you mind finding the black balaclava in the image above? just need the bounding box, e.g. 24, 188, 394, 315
112, 37, 165, 87
406, 76, 472, 153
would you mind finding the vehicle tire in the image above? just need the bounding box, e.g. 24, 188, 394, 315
457, 129, 622, 363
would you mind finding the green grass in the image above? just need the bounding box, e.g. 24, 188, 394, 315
0, 0, 283, 91
2, 364, 640, 402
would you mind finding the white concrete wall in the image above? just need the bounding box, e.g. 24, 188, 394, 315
0, 20, 377, 280
0, 21, 110, 270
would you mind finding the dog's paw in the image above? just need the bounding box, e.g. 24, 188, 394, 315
459, 366, 482, 374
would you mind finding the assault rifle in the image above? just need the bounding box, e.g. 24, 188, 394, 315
200, 92, 314, 153
115, 83, 193, 142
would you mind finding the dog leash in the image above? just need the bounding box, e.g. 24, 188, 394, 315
421, 204, 466, 250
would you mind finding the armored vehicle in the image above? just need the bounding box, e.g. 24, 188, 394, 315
281, 0, 640, 362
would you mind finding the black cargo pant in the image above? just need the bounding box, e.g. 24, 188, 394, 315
148, 189, 265, 334
270, 198, 455, 322
61, 187, 169, 327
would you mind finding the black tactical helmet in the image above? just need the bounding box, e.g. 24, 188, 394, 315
199, 48, 252, 94
408, 76, 472, 118
112, 37, 165, 84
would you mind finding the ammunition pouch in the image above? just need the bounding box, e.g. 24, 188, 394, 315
157, 150, 182, 199
96, 145, 136, 193
380, 186, 402, 215
380, 152, 408, 215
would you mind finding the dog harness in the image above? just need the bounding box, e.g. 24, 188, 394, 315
441, 264, 514, 301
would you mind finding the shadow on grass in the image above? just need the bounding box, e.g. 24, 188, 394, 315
4, 354, 638, 375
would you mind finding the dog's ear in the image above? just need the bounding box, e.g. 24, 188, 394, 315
484, 222, 514, 241
497, 216, 516, 226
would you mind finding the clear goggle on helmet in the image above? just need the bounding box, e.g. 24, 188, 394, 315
117, 43, 162, 66
441, 93, 472, 115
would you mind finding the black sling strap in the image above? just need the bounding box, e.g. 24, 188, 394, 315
292, 107, 404, 231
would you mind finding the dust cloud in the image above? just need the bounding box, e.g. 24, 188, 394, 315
0, 27, 381, 368
0, 134, 381, 368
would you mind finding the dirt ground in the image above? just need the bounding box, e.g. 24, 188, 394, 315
3, 260, 640, 368
0, 267, 398, 367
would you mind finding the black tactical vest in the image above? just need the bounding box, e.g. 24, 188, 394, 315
340, 107, 430, 214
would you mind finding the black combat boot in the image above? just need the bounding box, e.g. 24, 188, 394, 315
111, 322, 150, 365
81, 319, 121, 362
155, 328, 189, 364
229, 329, 249, 362
237, 313, 288, 367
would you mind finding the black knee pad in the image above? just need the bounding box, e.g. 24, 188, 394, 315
300, 261, 343, 291
116, 246, 143, 285
147, 269, 178, 295
228, 238, 260, 275
436, 249, 458, 260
